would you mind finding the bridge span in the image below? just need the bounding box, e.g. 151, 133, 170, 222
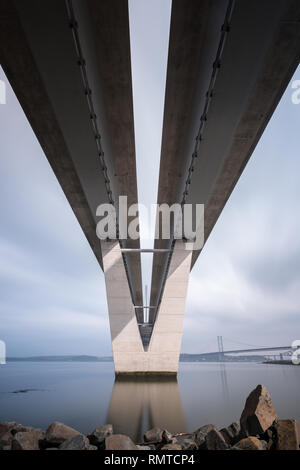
1, 0, 299, 374
196, 346, 292, 358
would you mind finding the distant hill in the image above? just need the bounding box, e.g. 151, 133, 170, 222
6, 354, 266, 363
7, 355, 112, 362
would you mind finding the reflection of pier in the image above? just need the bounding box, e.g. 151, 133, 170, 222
219, 363, 229, 403
107, 376, 186, 442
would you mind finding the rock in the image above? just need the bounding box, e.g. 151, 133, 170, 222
88, 424, 113, 448
59, 434, 97, 450
0, 421, 19, 436
162, 429, 176, 444
220, 422, 241, 445
12, 430, 44, 450
174, 435, 198, 450
45, 422, 80, 445
0, 422, 37, 436
205, 428, 229, 450
260, 425, 277, 450
266, 440, 275, 451
260, 440, 268, 450
232, 436, 266, 450
240, 385, 277, 436
194, 424, 217, 448
161, 443, 183, 450
136, 445, 152, 450
10, 425, 37, 435
87, 445, 98, 451
276, 419, 300, 450
144, 427, 163, 443
105, 434, 138, 450
0, 432, 13, 450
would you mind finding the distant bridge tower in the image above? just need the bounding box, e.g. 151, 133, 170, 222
217, 336, 224, 362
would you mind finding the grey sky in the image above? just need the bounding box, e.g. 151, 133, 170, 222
0, 2, 299, 356
129, 0, 172, 295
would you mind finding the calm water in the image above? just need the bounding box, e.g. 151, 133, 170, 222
0, 362, 299, 442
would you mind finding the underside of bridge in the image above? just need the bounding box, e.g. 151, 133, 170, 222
0, 0, 299, 374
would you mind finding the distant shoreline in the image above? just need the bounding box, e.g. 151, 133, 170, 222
6, 355, 112, 363
5, 354, 271, 363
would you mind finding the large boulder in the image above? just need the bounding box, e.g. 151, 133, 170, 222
45, 422, 80, 446
205, 428, 229, 450
59, 434, 97, 450
276, 419, 300, 450
232, 436, 266, 450
88, 424, 113, 448
105, 434, 138, 450
144, 427, 163, 443
194, 424, 217, 448
240, 385, 277, 436
11, 430, 44, 450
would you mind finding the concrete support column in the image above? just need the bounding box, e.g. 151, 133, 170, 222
148, 240, 192, 373
101, 240, 192, 374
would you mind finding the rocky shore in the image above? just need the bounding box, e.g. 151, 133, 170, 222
1, 384, 299, 451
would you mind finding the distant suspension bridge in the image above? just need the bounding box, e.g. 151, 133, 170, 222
197, 336, 295, 361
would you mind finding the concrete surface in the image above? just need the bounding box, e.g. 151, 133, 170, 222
102, 240, 191, 374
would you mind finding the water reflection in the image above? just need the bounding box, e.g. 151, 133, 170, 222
107, 376, 186, 442
1, 363, 300, 437
219, 363, 229, 403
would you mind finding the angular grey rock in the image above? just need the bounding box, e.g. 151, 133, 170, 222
45, 422, 80, 445
0, 432, 13, 450
10, 425, 37, 435
260, 440, 268, 450
0, 422, 19, 436
232, 436, 266, 450
59, 434, 97, 450
144, 427, 163, 443
220, 422, 241, 445
174, 434, 198, 450
162, 429, 176, 444
0, 422, 36, 436
205, 428, 229, 450
276, 419, 300, 450
136, 445, 152, 450
88, 424, 113, 448
194, 424, 217, 448
12, 430, 44, 450
240, 384, 277, 436
105, 434, 138, 450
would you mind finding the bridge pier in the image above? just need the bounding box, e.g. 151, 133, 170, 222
101, 240, 192, 375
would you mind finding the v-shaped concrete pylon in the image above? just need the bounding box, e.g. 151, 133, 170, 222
101, 240, 192, 375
